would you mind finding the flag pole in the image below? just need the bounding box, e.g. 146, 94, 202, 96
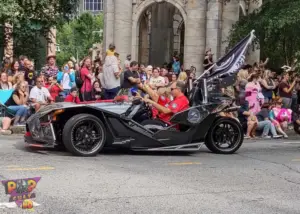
195, 63, 215, 83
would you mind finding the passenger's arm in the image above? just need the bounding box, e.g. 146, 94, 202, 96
142, 84, 159, 103
144, 98, 171, 114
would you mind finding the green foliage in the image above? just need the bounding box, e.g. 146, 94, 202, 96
0, 0, 22, 23
227, 0, 300, 69
56, 13, 104, 66
0, 0, 79, 69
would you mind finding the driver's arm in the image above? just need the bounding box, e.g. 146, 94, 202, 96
144, 98, 171, 114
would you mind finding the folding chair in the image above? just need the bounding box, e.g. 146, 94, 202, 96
0, 89, 16, 119
0, 102, 16, 118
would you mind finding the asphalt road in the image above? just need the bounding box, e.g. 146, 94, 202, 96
0, 136, 300, 214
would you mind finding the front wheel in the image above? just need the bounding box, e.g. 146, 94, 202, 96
205, 117, 243, 154
62, 114, 106, 156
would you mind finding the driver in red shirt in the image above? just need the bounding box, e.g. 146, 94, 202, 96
142, 81, 189, 125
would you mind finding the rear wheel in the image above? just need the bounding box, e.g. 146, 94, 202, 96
62, 114, 106, 156
205, 117, 243, 154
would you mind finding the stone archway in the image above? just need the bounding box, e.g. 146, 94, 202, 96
131, 0, 187, 66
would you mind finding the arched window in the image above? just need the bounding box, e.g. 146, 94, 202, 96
84, 0, 103, 12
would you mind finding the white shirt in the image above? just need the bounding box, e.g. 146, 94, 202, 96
149, 76, 165, 87
103, 55, 120, 90
124, 60, 131, 70
62, 73, 71, 90
29, 86, 51, 102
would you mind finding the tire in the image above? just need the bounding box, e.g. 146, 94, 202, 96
205, 117, 244, 154
62, 114, 106, 157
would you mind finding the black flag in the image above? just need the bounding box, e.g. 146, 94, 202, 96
206, 30, 256, 83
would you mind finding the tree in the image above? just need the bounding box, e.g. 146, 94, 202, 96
56, 13, 104, 66
0, 0, 79, 69
227, 0, 300, 69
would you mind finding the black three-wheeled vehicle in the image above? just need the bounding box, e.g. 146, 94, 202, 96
24, 76, 244, 156
25, 30, 260, 156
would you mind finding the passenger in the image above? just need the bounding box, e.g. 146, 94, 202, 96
141, 84, 171, 119
141, 81, 189, 127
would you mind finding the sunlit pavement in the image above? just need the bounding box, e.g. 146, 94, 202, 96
0, 135, 300, 213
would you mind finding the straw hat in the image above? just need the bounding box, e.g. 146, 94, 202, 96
46, 54, 56, 60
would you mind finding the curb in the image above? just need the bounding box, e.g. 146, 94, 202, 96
10, 126, 26, 134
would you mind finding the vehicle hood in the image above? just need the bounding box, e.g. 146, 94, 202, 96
33, 102, 131, 117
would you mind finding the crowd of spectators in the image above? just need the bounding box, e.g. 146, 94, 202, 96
230, 60, 300, 139
1, 46, 300, 139
0, 44, 194, 135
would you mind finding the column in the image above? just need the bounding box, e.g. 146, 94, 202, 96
246, 0, 262, 64
205, 0, 222, 59
220, 1, 239, 55
47, 27, 56, 56
103, 0, 115, 59
3, 23, 13, 62
184, 1, 207, 75
114, 0, 133, 63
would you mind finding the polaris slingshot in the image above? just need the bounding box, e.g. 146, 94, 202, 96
24, 31, 255, 157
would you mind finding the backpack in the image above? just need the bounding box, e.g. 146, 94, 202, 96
75, 70, 83, 88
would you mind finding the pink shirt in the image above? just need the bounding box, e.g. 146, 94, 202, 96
80, 67, 92, 93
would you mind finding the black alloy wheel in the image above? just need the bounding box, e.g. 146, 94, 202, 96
205, 117, 243, 154
62, 114, 106, 156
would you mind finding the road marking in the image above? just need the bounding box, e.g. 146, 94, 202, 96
292, 159, 300, 162
6, 166, 55, 171
168, 162, 201, 166
6, 165, 20, 168
283, 142, 300, 144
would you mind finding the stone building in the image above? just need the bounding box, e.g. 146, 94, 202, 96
103, 0, 260, 74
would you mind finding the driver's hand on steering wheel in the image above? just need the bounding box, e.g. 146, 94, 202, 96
135, 92, 142, 99
143, 98, 152, 104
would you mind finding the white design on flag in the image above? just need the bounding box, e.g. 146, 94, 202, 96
206, 30, 255, 84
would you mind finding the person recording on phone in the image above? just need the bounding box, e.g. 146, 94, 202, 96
57, 63, 75, 98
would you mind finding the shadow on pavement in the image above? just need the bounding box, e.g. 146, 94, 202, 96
14, 140, 195, 157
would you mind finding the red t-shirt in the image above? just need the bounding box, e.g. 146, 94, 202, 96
80, 67, 92, 93
64, 94, 81, 104
152, 96, 171, 118
158, 94, 189, 123
49, 84, 62, 100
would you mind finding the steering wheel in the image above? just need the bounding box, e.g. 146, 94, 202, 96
124, 98, 152, 121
